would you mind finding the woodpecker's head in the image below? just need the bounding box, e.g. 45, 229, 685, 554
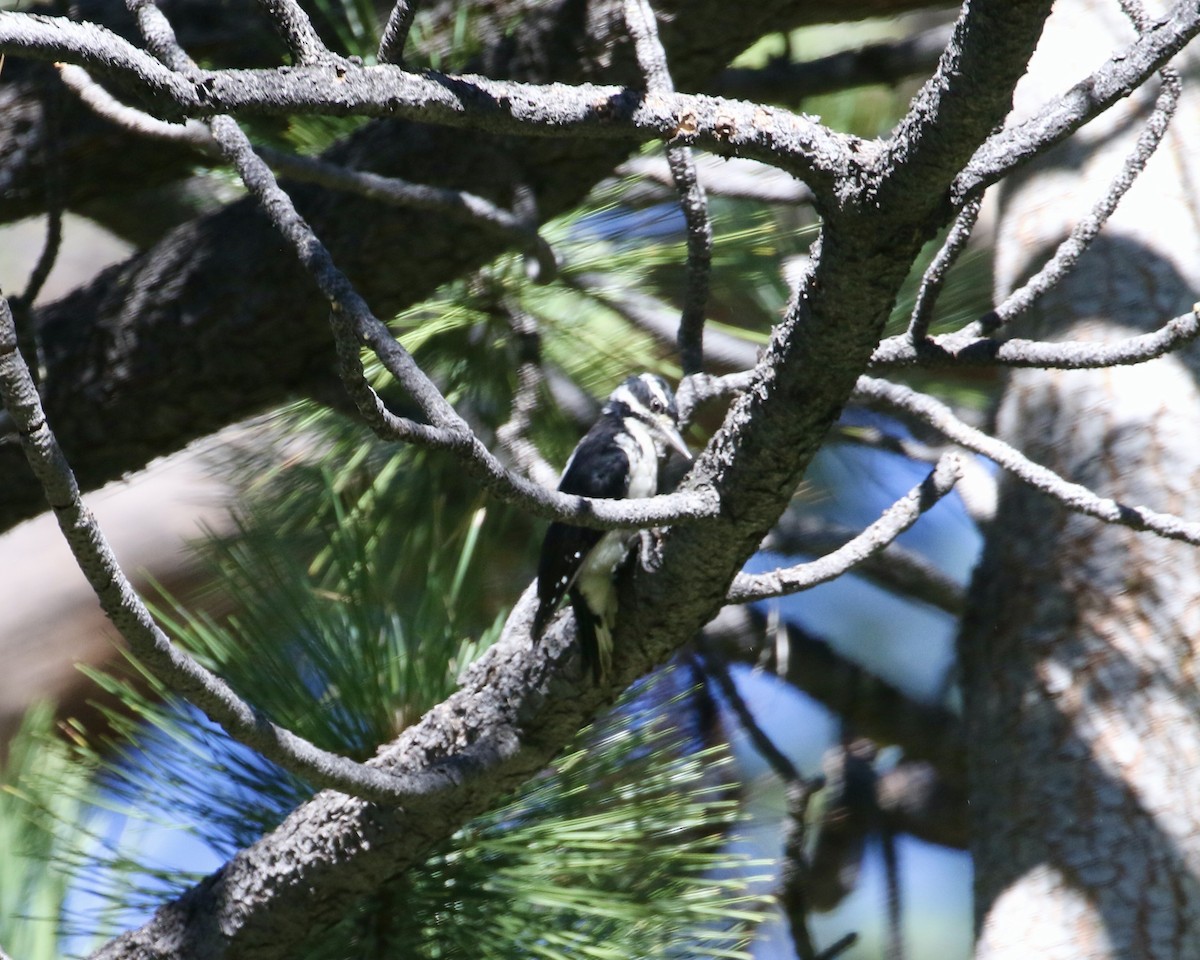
605, 373, 691, 460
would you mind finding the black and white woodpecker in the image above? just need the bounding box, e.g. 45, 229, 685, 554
533, 373, 691, 679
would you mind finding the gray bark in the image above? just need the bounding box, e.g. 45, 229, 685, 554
0, 0, 944, 533
8, 0, 1200, 955
48, 0, 1058, 955
962, 1, 1200, 956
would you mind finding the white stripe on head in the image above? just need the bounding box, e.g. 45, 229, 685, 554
640, 374, 672, 415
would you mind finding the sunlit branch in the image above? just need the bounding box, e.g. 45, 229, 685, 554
377, 1, 417, 65
55, 64, 556, 279
764, 513, 965, 615
905, 195, 982, 342
0, 10, 851, 192
0, 293, 433, 804
257, 0, 331, 65
624, 0, 712, 376
872, 304, 1200, 368
727, 453, 963, 604
676, 370, 755, 425
856, 375, 1200, 546
955, 0, 1200, 197
495, 304, 558, 488
974, 65, 1180, 336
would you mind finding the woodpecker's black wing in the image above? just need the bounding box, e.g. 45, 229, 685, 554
533, 418, 631, 640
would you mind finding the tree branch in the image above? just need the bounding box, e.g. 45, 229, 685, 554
377, 0, 417, 65
955, 0, 1200, 198
0, 11, 194, 99
256, 0, 330, 66
0, 10, 853, 192
905, 195, 981, 342
56, 63, 558, 280
872, 303, 1200, 368
0, 292, 447, 803
979, 65, 1180, 334
762, 513, 966, 615
856, 375, 1200, 545
624, 0, 712, 375
495, 303, 558, 488
727, 453, 963, 603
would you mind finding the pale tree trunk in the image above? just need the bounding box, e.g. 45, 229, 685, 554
961, 0, 1200, 956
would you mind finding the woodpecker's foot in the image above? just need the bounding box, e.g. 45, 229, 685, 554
639, 527, 667, 571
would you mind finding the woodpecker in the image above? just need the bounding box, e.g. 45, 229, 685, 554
533, 373, 691, 679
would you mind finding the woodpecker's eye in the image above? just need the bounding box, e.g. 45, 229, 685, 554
650, 398, 664, 413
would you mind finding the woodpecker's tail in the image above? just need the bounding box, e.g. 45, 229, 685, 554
531, 601, 551, 643
569, 592, 615, 681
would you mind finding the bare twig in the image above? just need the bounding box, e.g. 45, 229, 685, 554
495, 303, 557, 487
727, 453, 963, 604
779, 776, 826, 960
700, 649, 804, 785
262, 151, 557, 281
126, 0, 192, 73
872, 303, 1200, 369
205, 113, 718, 529
881, 823, 904, 960
377, 1, 417, 65
976, 66, 1180, 335
9, 82, 63, 386
0, 293, 436, 804
815, 933, 859, 960
763, 513, 965, 615
56, 62, 214, 144
257, 0, 331, 65
0, 11, 853, 192
955, 1, 1200, 197
624, 0, 712, 375
856, 375, 1200, 546
676, 369, 756, 425
905, 195, 982, 342
55, 64, 557, 278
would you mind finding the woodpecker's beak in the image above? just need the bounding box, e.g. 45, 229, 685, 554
656, 418, 693, 461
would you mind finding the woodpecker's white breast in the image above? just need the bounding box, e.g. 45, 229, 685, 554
616, 417, 660, 499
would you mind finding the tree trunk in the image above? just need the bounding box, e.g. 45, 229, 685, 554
962, 1, 1200, 956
